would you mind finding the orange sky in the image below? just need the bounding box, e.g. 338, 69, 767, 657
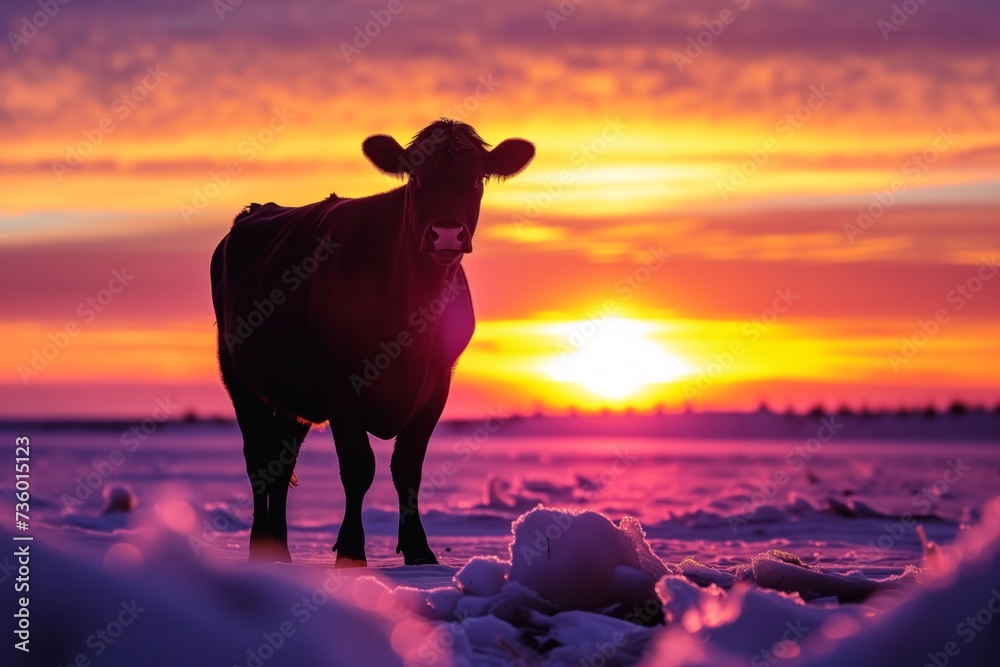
1, 0, 998, 418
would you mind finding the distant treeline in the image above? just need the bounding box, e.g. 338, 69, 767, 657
2, 401, 998, 440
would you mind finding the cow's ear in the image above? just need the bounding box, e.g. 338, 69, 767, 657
362, 134, 407, 176
485, 139, 535, 180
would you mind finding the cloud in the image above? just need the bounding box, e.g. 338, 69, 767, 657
3, 0, 998, 414
3, 0, 999, 142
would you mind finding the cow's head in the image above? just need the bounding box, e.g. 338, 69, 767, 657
363, 119, 535, 266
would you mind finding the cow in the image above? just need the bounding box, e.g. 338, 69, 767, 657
210, 119, 534, 566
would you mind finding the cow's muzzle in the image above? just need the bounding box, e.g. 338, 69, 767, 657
423, 222, 472, 264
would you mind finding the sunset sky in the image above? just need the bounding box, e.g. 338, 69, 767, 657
1, 0, 998, 419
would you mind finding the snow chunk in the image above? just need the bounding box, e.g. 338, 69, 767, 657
462, 615, 522, 649
455, 594, 495, 619
656, 574, 726, 625
455, 555, 509, 597
678, 557, 735, 588
442, 615, 526, 667
482, 581, 556, 625
426, 586, 464, 620
537, 610, 654, 667
752, 551, 883, 602
509, 507, 665, 611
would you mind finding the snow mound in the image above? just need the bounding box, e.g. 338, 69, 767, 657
508, 507, 666, 612
2, 523, 440, 667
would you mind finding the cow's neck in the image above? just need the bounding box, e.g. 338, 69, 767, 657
388, 193, 462, 306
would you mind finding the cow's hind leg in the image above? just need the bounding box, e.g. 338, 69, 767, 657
223, 372, 281, 560
266, 414, 309, 561
330, 419, 375, 568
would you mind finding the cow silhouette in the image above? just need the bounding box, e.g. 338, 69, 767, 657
211, 119, 534, 566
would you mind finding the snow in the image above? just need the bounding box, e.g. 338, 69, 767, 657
6, 425, 1000, 666
3, 525, 430, 667
638, 498, 1000, 667
749, 550, 894, 603
508, 508, 662, 611
102, 483, 138, 513
14, 497, 1000, 666
455, 556, 509, 597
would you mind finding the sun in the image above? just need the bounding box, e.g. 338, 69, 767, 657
543, 318, 693, 399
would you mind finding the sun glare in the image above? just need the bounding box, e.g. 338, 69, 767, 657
544, 318, 693, 399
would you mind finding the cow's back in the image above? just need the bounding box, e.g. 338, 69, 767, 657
212, 198, 345, 415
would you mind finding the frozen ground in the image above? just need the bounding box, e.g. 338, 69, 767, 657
3, 423, 1000, 666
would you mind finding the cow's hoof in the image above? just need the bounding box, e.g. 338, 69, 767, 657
403, 550, 439, 566
249, 539, 291, 563
332, 541, 367, 568
335, 555, 368, 569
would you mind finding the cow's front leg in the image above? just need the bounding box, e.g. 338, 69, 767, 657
391, 436, 437, 565
391, 380, 449, 565
331, 420, 375, 568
